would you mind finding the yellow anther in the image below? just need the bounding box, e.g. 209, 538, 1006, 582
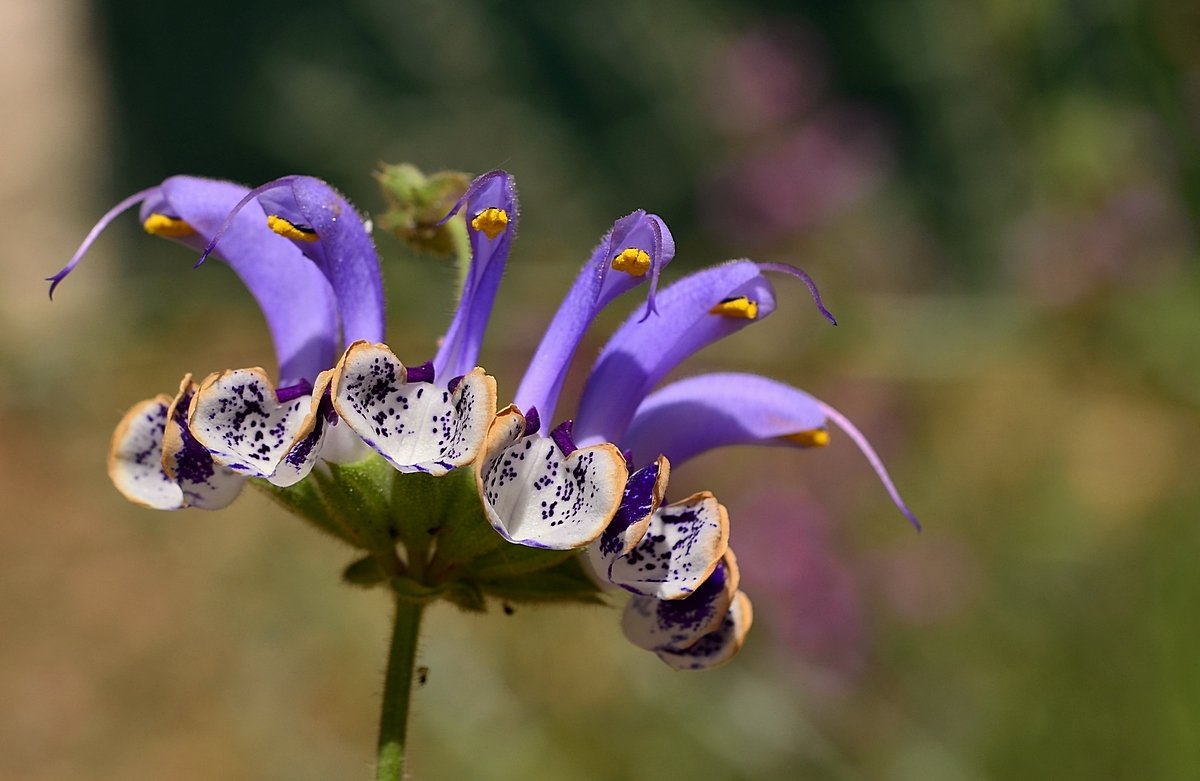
709, 296, 759, 320
612, 247, 652, 277
267, 214, 319, 242
782, 428, 830, 448
471, 208, 509, 240
142, 213, 195, 238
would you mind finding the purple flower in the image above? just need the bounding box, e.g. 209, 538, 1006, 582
50, 176, 345, 507
472, 209, 675, 549
55, 169, 918, 673
479, 246, 916, 669
51, 172, 506, 504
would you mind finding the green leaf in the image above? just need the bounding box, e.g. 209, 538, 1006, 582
476, 556, 606, 606
311, 456, 399, 552
251, 478, 357, 545
466, 543, 579, 582
425, 469, 506, 575
442, 581, 487, 613
342, 554, 386, 588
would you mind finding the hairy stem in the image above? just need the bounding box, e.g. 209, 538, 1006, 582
376, 597, 424, 780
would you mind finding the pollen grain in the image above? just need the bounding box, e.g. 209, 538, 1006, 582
142, 213, 196, 238
709, 296, 758, 320
471, 208, 509, 240
612, 247, 651, 276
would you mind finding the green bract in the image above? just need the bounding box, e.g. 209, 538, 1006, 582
256, 455, 603, 611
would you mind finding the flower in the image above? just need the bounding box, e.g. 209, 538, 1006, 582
53, 167, 917, 673
473, 208, 674, 550
49, 175, 346, 508
481, 245, 918, 669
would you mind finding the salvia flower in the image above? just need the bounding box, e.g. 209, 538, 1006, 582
54, 167, 916, 675
486, 246, 918, 669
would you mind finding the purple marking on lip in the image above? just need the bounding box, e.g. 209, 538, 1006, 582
523, 406, 541, 436
598, 458, 660, 556
447, 375, 464, 394
550, 419, 577, 457
275, 379, 314, 403
405, 361, 435, 384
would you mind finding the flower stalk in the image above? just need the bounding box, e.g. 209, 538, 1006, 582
376, 597, 424, 781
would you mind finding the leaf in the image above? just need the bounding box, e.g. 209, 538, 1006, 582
476, 555, 606, 606
342, 554, 386, 588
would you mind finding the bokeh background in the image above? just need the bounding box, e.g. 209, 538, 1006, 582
4, 1, 1199, 778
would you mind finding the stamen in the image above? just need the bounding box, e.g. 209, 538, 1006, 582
709, 296, 758, 320
267, 214, 319, 242
196, 176, 299, 268
612, 247, 651, 277
781, 428, 830, 448
470, 208, 509, 240
142, 212, 196, 238
436, 169, 512, 226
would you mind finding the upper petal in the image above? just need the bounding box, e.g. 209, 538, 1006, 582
159, 176, 340, 383
221, 175, 386, 348
574, 261, 775, 446
434, 171, 519, 379
622, 373, 827, 467
513, 210, 674, 426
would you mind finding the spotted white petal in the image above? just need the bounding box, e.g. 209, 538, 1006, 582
332, 341, 496, 475
108, 396, 184, 510
161, 375, 244, 508
266, 369, 337, 487
655, 590, 754, 671
187, 367, 311, 479
476, 406, 628, 549
584, 455, 670, 581
608, 491, 730, 600
622, 550, 740, 652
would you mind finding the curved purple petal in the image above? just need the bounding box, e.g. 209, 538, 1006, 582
48, 177, 340, 383
433, 170, 518, 379
513, 210, 674, 428
622, 373, 827, 467
255, 176, 386, 347
624, 372, 920, 530
158, 177, 339, 382
573, 261, 776, 446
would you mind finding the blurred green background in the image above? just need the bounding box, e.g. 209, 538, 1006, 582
3, 1, 1199, 779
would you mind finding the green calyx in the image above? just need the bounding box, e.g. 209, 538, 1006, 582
253, 454, 604, 612
374, 163, 471, 261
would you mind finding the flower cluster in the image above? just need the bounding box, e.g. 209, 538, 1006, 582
52, 169, 916, 670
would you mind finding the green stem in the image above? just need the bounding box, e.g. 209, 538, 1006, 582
376, 597, 424, 781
